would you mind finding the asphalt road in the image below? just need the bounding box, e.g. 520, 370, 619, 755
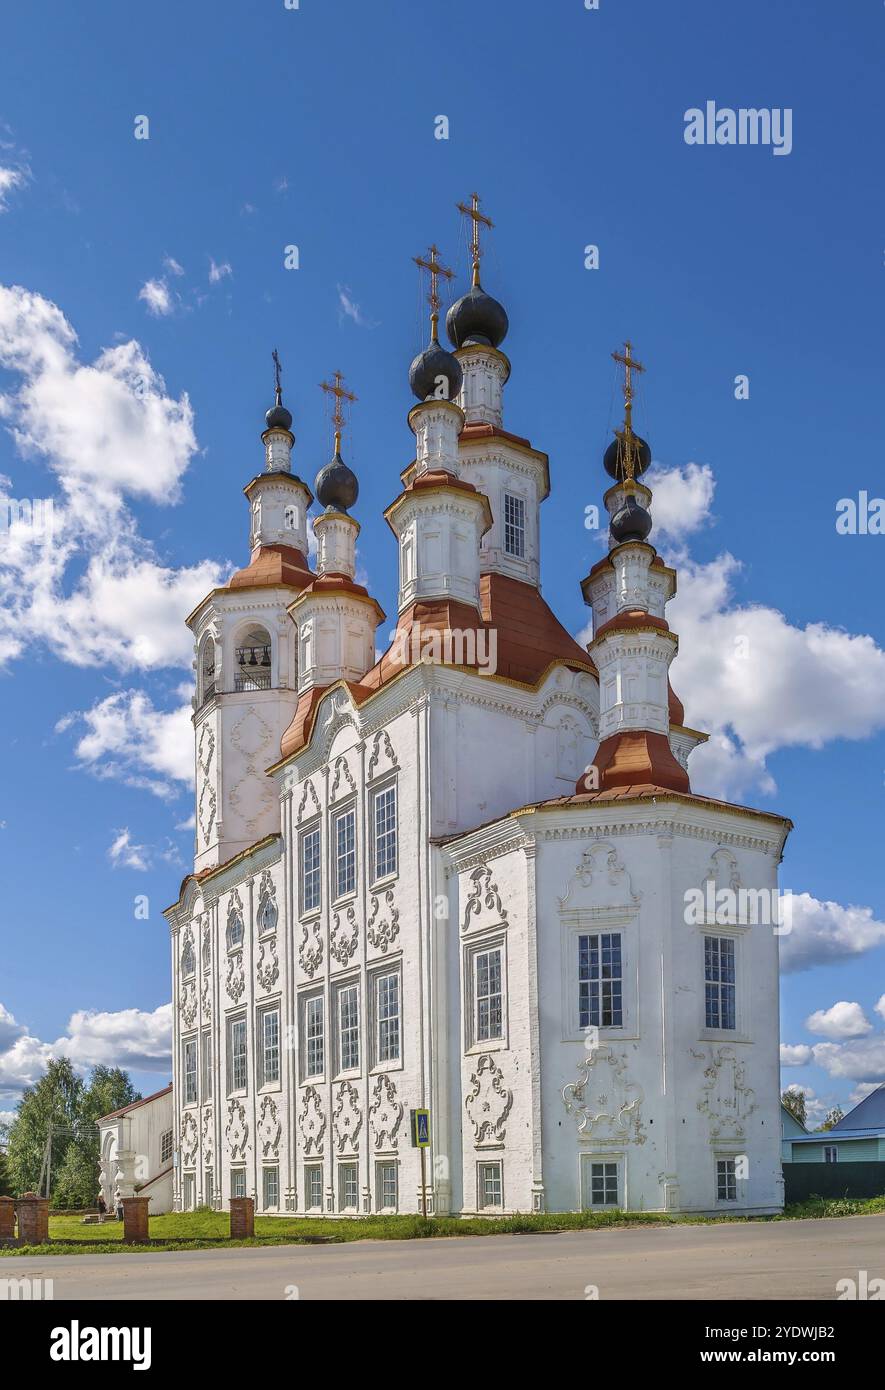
10, 1213, 883, 1301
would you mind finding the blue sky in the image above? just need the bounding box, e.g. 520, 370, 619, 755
0, 0, 883, 1124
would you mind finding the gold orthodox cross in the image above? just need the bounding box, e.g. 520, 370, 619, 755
319, 371, 357, 451
272, 347, 283, 404
456, 192, 493, 286
611, 340, 645, 482
414, 243, 455, 340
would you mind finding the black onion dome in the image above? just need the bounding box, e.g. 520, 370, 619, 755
265, 402, 293, 431
409, 338, 463, 403
446, 283, 509, 349
610, 494, 653, 545
603, 432, 652, 481
314, 447, 358, 513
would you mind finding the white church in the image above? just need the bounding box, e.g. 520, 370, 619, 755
163, 200, 791, 1218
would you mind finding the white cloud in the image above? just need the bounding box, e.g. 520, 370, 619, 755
811, 1037, 885, 1084
875, 994, 885, 1023
59, 688, 193, 798
847, 1081, 882, 1107
163, 256, 185, 277
0, 165, 26, 212
646, 462, 715, 543
108, 828, 151, 871
780, 1043, 813, 1066
208, 258, 232, 284
138, 277, 174, 317
337, 284, 376, 328
779, 894, 885, 974
805, 1001, 872, 1040
0, 1003, 172, 1099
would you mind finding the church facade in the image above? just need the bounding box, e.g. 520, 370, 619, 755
164, 210, 791, 1218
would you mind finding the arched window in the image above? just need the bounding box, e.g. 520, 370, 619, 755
181, 930, 196, 978
234, 623, 272, 692
198, 634, 217, 706
284, 504, 298, 532
257, 872, 278, 935
227, 895, 245, 951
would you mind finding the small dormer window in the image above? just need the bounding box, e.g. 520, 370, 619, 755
504, 493, 526, 558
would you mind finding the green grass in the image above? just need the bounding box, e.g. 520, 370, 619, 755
2, 1196, 882, 1257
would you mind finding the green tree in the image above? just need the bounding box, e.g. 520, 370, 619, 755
5, 1057, 82, 1197
0, 1146, 12, 1198
817, 1106, 844, 1133
781, 1087, 806, 1128
52, 1142, 100, 1208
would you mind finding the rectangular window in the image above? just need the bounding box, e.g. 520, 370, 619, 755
160, 1129, 173, 1165
372, 784, 398, 881
578, 932, 623, 1029
375, 971, 400, 1064
305, 1164, 323, 1211
182, 1172, 195, 1211
504, 493, 526, 558
338, 984, 360, 1072
183, 1038, 198, 1104
304, 994, 324, 1078
478, 1161, 503, 1209
335, 808, 357, 898
376, 1161, 398, 1212
205, 1169, 213, 1207
475, 948, 503, 1042
705, 936, 736, 1030
201, 1028, 213, 1101
824, 1145, 838, 1164
338, 1162, 359, 1211
263, 1166, 280, 1211
717, 1158, 737, 1202
228, 1015, 247, 1092
588, 1161, 620, 1207
231, 1169, 247, 1199
260, 1007, 280, 1087
301, 825, 321, 914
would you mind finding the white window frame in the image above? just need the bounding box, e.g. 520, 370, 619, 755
338, 1161, 359, 1212
226, 900, 245, 953
160, 1129, 173, 1165
583, 1158, 621, 1209
371, 966, 402, 1069
258, 1005, 281, 1089
716, 1156, 738, 1203
183, 1037, 198, 1106
824, 1145, 838, 1164
704, 934, 737, 1032
333, 805, 357, 901
231, 1168, 247, 1200
205, 1168, 213, 1207
201, 1028, 213, 1102
577, 930, 624, 1030
503, 492, 526, 558
301, 991, 325, 1081
305, 1163, 323, 1212
336, 981, 360, 1075
376, 1160, 398, 1213
477, 1160, 503, 1210
227, 1014, 248, 1095
182, 1171, 196, 1211
465, 939, 507, 1051
370, 781, 398, 884
300, 822, 322, 916
262, 1165, 280, 1211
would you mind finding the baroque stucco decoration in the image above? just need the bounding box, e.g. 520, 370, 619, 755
367, 729, 398, 780
465, 1054, 514, 1144
562, 1045, 646, 1143
330, 754, 356, 802
299, 1085, 326, 1155
256, 937, 279, 991
180, 980, 198, 1029
333, 1080, 363, 1153
693, 1046, 757, 1140
369, 1073, 404, 1150
367, 889, 399, 954
201, 1108, 213, 1166
461, 864, 508, 935
330, 905, 359, 966
225, 1100, 249, 1159
225, 952, 245, 1003
181, 1111, 199, 1166
296, 777, 321, 825
299, 920, 323, 978
201, 974, 212, 1022
558, 842, 641, 912
258, 1096, 282, 1157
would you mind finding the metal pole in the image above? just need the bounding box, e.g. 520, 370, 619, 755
420, 1146, 427, 1219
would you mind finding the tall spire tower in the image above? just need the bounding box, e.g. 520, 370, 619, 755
579, 343, 696, 792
